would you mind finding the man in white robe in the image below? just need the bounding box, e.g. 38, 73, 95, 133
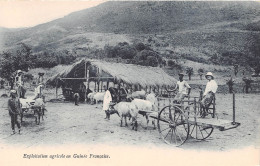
103, 88, 112, 120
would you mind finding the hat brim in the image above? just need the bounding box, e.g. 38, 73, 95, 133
205, 75, 214, 79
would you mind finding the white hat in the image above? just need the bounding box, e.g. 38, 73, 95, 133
205, 72, 214, 79
17, 70, 23, 73
10, 90, 17, 94
178, 72, 185, 76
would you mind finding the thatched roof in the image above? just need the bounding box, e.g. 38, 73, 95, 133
47, 59, 177, 88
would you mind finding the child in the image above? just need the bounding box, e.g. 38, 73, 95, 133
8, 90, 21, 134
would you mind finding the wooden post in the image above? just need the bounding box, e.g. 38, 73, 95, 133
157, 98, 160, 112
118, 81, 121, 101
84, 59, 87, 103
233, 91, 236, 124
94, 81, 96, 92
55, 79, 58, 99
213, 94, 216, 118
194, 98, 197, 122
106, 81, 109, 90
87, 69, 89, 89
97, 66, 100, 92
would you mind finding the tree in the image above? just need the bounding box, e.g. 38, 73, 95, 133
146, 56, 158, 67
234, 64, 238, 76
0, 51, 27, 88
134, 50, 160, 67
247, 35, 260, 75
226, 77, 235, 93
168, 59, 176, 68
242, 77, 253, 93
118, 46, 136, 59
186, 67, 193, 80
162, 59, 167, 68
134, 42, 146, 51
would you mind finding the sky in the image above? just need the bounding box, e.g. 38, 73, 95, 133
0, 0, 106, 28
1, 0, 259, 28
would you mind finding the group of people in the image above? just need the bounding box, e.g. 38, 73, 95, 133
101, 71, 218, 120
7, 70, 45, 134
174, 71, 218, 114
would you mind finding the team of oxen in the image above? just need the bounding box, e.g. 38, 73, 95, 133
19, 96, 46, 125
87, 89, 158, 131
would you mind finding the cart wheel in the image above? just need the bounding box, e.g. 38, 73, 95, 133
157, 105, 189, 146
189, 124, 214, 140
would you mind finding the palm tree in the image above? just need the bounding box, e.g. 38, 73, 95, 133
234, 64, 238, 76
186, 67, 193, 80
226, 77, 235, 93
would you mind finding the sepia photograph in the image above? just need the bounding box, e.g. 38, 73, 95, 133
0, 0, 259, 165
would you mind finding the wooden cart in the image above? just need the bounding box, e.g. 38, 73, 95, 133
19, 98, 45, 125
148, 92, 240, 146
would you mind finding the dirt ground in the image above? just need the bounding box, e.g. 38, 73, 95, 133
0, 89, 259, 151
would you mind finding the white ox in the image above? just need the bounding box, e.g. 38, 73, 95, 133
19, 97, 46, 124
131, 98, 156, 130
127, 90, 146, 99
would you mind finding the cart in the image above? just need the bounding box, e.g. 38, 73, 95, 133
147, 92, 240, 146
19, 97, 45, 125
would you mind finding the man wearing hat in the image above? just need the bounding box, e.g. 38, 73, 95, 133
174, 72, 191, 103
15, 70, 23, 85
201, 72, 218, 116
8, 90, 21, 134
15, 70, 26, 98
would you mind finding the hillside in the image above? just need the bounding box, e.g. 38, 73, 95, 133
0, 1, 260, 69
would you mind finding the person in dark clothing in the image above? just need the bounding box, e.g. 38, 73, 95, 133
8, 90, 21, 134
74, 92, 79, 106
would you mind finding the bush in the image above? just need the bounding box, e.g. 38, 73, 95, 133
134, 42, 146, 51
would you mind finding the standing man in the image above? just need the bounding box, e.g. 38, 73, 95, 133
200, 72, 218, 115
174, 72, 191, 103
8, 90, 21, 134
103, 86, 112, 120
33, 83, 44, 100
15, 70, 26, 98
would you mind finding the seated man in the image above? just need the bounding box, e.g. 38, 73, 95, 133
200, 72, 218, 117
173, 72, 191, 103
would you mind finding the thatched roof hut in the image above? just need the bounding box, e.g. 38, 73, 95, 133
47, 59, 177, 89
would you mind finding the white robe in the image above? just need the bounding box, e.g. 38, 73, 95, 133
102, 90, 112, 111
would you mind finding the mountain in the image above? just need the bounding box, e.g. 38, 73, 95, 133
1, 1, 260, 63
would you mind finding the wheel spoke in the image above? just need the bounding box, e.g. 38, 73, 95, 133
203, 128, 210, 135
160, 126, 171, 133
173, 129, 178, 144
190, 125, 195, 134
170, 129, 173, 144
175, 127, 183, 143
164, 128, 172, 139
198, 126, 205, 138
